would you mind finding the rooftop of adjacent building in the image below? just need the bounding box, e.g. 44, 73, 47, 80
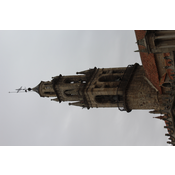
135, 30, 162, 93
135, 30, 175, 145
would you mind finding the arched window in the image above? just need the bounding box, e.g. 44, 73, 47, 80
95, 84, 102, 88
99, 75, 121, 82
64, 89, 78, 96
44, 83, 50, 86
95, 95, 123, 103
64, 79, 74, 83
104, 85, 110, 88
112, 70, 124, 74
64, 90, 72, 96
102, 71, 107, 74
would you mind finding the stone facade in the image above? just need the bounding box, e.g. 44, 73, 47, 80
31, 64, 165, 112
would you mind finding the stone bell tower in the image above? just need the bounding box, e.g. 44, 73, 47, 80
24, 30, 175, 146
29, 63, 167, 112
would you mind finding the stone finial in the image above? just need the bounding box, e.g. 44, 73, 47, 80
153, 116, 165, 120
51, 98, 58, 102
150, 110, 161, 114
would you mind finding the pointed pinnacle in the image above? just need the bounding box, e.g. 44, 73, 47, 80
165, 133, 171, 137
153, 116, 164, 120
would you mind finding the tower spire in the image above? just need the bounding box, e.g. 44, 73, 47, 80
9, 86, 29, 93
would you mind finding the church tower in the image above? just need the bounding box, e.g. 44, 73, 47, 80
29, 63, 167, 112
23, 30, 175, 146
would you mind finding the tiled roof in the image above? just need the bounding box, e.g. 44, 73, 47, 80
135, 30, 162, 93
135, 30, 175, 146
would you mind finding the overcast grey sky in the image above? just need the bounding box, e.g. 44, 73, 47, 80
0, 30, 168, 146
